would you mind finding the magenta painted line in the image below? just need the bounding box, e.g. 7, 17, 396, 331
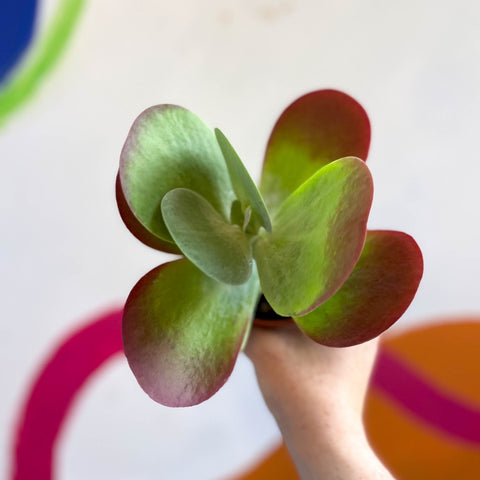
372, 349, 480, 444
11, 308, 124, 480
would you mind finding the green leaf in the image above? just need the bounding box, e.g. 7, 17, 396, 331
115, 173, 180, 253
161, 188, 252, 285
294, 230, 423, 346
215, 128, 272, 233
230, 199, 244, 226
253, 157, 373, 317
122, 259, 260, 407
260, 90, 371, 212
119, 105, 234, 243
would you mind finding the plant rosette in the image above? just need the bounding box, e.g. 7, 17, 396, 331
116, 90, 423, 407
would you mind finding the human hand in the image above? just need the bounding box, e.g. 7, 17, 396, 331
245, 322, 393, 480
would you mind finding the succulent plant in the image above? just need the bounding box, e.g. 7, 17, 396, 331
116, 90, 423, 407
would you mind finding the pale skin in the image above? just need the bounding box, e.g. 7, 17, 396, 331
245, 323, 394, 480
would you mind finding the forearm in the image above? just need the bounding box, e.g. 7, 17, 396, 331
271, 400, 393, 479
258, 376, 393, 480
246, 329, 394, 479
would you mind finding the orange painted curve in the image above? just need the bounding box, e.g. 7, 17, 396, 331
365, 318, 480, 479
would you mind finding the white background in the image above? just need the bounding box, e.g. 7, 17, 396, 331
2, 0, 479, 478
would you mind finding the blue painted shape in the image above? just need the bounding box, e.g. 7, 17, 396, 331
0, 0, 38, 84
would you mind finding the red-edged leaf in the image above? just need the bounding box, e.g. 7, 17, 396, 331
123, 259, 260, 407
294, 230, 423, 346
260, 89, 371, 211
119, 105, 234, 244
115, 173, 180, 253
254, 157, 373, 317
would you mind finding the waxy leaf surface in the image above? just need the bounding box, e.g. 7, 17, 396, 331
215, 129, 272, 233
115, 173, 180, 253
123, 259, 260, 407
260, 90, 371, 211
254, 157, 373, 317
161, 188, 252, 285
119, 105, 234, 243
295, 231, 423, 346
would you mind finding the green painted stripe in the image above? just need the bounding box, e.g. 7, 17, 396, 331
0, 0, 85, 126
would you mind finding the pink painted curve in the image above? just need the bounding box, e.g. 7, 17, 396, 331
372, 349, 480, 444
10, 308, 124, 480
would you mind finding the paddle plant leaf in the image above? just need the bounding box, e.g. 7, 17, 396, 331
260, 89, 371, 212
119, 105, 234, 243
215, 128, 272, 233
161, 188, 252, 285
254, 157, 373, 317
122, 258, 260, 407
115, 173, 180, 253
294, 230, 423, 346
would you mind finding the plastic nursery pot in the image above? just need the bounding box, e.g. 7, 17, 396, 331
253, 295, 294, 328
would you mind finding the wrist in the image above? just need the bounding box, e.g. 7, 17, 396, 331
274, 403, 391, 480
265, 383, 364, 449
252, 355, 364, 426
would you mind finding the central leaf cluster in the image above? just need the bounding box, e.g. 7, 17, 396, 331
118, 104, 377, 320
151, 123, 374, 320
